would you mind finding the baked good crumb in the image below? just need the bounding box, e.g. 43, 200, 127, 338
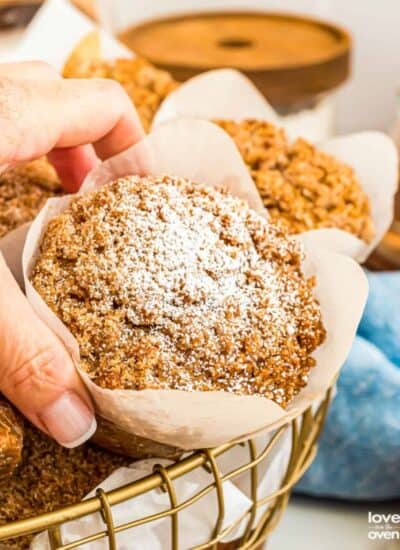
0, 158, 62, 239
63, 57, 178, 131
215, 119, 375, 242
0, 422, 130, 550
31, 175, 326, 408
0, 400, 23, 481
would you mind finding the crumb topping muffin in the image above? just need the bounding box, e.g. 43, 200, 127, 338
0, 158, 62, 239
0, 400, 23, 481
215, 119, 375, 242
0, 422, 129, 550
63, 57, 178, 131
31, 175, 325, 407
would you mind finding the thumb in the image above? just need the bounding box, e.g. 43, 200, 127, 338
0, 255, 96, 447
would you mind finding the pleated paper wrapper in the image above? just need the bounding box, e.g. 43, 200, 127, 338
31, 456, 253, 549
5, 118, 366, 452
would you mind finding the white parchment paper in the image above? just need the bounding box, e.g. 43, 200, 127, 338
17, 118, 368, 451
31, 458, 251, 549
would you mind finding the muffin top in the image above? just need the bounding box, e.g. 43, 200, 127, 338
63, 56, 178, 131
0, 158, 62, 239
31, 175, 325, 407
215, 119, 374, 242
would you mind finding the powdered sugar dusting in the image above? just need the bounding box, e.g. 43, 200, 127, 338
31, 175, 326, 407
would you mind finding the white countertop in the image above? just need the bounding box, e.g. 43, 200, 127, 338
270, 496, 400, 550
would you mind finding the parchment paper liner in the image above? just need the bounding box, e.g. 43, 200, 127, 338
31, 457, 252, 549
30, 433, 293, 548
153, 69, 399, 263
16, 118, 368, 451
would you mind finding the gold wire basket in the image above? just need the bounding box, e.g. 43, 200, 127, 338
0, 388, 332, 549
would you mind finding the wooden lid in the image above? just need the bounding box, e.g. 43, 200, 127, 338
119, 11, 351, 106
0, 1, 41, 28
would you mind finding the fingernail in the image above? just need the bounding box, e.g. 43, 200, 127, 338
39, 391, 97, 448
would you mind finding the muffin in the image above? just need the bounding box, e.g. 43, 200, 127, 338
0, 421, 130, 550
0, 400, 23, 481
64, 55, 178, 132
0, 158, 62, 239
31, 175, 326, 409
215, 119, 375, 243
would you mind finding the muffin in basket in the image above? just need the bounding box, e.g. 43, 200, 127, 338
215, 120, 375, 243
30, 174, 326, 456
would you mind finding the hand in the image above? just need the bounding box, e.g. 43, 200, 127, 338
0, 61, 145, 447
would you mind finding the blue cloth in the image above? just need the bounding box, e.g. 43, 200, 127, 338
358, 271, 400, 366
295, 271, 400, 500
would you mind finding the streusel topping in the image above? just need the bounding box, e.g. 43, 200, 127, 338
31, 175, 326, 407
215, 119, 374, 242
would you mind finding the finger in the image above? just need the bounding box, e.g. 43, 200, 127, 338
55, 78, 145, 158
0, 255, 96, 447
0, 76, 145, 167
47, 144, 99, 192
0, 61, 60, 80
0, 64, 113, 190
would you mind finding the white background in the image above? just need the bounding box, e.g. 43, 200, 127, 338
98, 0, 400, 135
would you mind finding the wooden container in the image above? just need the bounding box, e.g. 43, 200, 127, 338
0, 0, 41, 28
119, 11, 351, 110
0, 0, 96, 28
